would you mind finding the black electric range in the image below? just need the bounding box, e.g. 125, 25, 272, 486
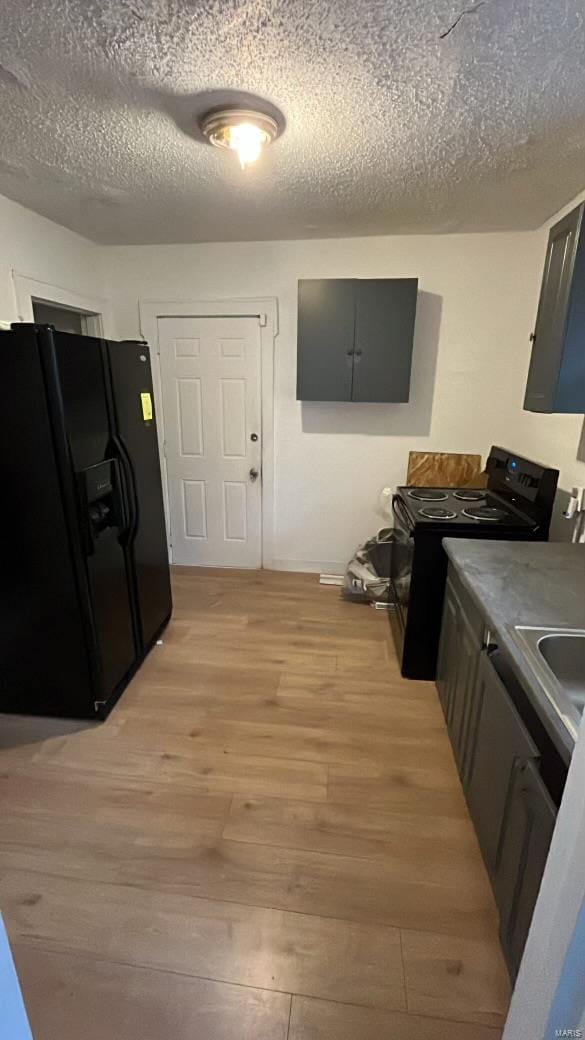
389, 446, 559, 679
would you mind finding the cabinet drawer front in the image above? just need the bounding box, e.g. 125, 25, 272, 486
466, 652, 539, 875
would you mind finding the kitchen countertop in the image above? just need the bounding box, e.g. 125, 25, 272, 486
443, 538, 585, 759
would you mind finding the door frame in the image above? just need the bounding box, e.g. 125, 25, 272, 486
139, 297, 279, 569
12, 271, 115, 338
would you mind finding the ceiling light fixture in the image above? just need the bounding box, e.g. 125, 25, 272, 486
201, 108, 280, 169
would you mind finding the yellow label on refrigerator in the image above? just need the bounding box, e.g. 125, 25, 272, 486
140, 392, 153, 421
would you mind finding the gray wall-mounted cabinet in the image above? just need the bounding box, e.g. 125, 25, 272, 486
524, 201, 585, 413
297, 278, 418, 402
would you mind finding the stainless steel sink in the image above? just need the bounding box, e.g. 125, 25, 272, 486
537, 633, 585, 710
510, 627, 585, 742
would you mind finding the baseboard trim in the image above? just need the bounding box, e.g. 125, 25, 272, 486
268, 558, 346, 575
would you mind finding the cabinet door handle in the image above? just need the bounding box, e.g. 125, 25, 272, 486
354, 348, 362, 358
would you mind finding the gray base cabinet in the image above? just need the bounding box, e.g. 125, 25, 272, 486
495, 759, 557, 978
437, 565, 559, 980
466, 653, 539, 876
436, 572, 484, 782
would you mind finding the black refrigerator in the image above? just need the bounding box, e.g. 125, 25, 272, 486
1, 324, 172, 719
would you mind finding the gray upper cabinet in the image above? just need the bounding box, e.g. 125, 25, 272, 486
524, 202, 585, 413
297, 279, 356, 402
352, 279, 418, 402
297, 278, 418, 402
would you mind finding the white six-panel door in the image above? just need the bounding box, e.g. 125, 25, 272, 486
158, 315, 262, 567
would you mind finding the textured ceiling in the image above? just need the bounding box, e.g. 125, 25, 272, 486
0, 0, 584, 243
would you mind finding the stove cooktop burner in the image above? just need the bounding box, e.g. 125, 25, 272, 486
453, 490, 485, 502
419, 507, 457, 520
462, 505, 510, 522
408, 489, 448, 502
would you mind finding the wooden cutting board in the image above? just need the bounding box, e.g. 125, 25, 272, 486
406, 451, 484, 488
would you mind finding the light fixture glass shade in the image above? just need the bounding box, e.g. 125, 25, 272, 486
225, 123, 266, 168
201, 109, 279, 169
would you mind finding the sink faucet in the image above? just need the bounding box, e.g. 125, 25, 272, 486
563, 487, 585, 544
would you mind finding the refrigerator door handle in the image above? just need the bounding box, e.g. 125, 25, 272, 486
115, 435, 139, 544
111, 457, 130, 536
106, 436, 133, 542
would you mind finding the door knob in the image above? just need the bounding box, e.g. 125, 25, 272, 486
249, 467, 259, 481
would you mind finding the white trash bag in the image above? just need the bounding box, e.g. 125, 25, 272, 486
343, 528, 394, 603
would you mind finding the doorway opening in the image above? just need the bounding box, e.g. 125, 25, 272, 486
32, 299, 102, 336
140, 296, 278, 570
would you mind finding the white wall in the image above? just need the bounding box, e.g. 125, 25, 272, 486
104, 229, 556, 571
0, 194, 106, 326
2, 186, 583, 570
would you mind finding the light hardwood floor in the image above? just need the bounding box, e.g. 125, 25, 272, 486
0, 568, 510, 1039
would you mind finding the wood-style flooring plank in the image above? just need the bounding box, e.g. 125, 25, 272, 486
327, 760, 469, 818
0, 765, 229, 883
170, 619, 390, 659
0, 765, 230, 829
14, 946, 291, 1040
401, 927, 510, 1027
118, 838, 496, 940
123, 660, 282, 701
117, 685, 445, 736
224, 795, 484, 879
1, 872, 406, 1010
29, 737, 328, 802
0, 831, 496, 942
276, 671, 444, 713
153, 642, 341, 677
288, 995, 503, 1040
114, 711, 453, 770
